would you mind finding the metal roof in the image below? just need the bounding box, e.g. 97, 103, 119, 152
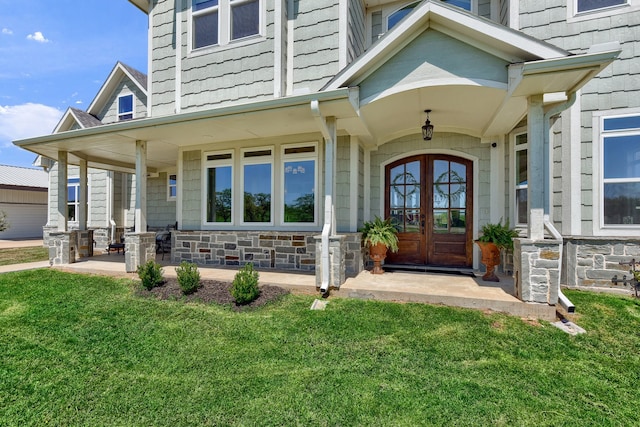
0, 165, 48, 189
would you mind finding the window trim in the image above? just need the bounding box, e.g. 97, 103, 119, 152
241, 146, 274, 226
190, 0, 264, 53
167, 172, 177, 202
280, 142, 319, 227
117, 93, 134, 121
511, 129, 528, 227
593, 108, 640, 235
567, 0, 638, 22
202, 150, 234, 226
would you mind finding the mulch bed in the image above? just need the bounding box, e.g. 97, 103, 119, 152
136, 278, 290, 311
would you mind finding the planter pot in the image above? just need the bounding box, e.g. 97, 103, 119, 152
475, 241, 501, 282
369, 242, 388, 274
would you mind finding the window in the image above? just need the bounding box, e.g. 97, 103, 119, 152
168, 173, 177, 200
67, 177, 90, 223
514, 133, 528, 225
282, 144, 317, 224
386, 1, 472, 32
577, 0, 626, 13
192, 0, 260, 50
601, 115, 640, 226
68, 178, 80, 222
204, 151, 233, 223
118, 94, 133, 121
242, 148, 273, 224
441, 0, 472, 11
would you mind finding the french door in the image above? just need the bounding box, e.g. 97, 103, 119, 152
385, 154, 473, 268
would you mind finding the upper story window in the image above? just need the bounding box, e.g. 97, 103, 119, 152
386, 1, 472, 32
577, 0, 626, 12
118, 94, 133, 121
192, 0, 260, 50
600, 114, 640, 226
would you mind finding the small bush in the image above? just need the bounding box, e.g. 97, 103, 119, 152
137, 260, 164, 290
231, 263, 260, 305
0, 210, 9, 232
176, 261, 201, 295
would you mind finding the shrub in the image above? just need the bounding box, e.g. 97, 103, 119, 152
137, 260, 164, 290
0, 210, 9, 232
231, 263, 260, 305
176, 261, 201, 295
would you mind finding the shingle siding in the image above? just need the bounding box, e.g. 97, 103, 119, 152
182, 150, 202, 230
97, 78, 147, 124
292, 0, 341, 92
147, 173, 177, 227
347, 0, 366, 64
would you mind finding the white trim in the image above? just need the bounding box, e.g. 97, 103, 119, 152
240, 146, 274, 226
489, 135, 505, 224
509, 0, 519, 30
349, 136, 359, 232
177, 150, 183, 228
274, 0, 285, 98
147, 4, 153, 117
567, 0, 639, 23
364, 147, 372, 223
568, 92, 582, 235
175, 4, 183, 114
339, 0, 348, 70
286, 0, 295, 96
510, 128, 528, 227
592, 107, 640, 236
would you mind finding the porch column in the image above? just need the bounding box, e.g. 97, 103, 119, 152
135, 140, 148, 232
78, 159, 88, 231
57, 151, 68, 232
526, 95, 545, 240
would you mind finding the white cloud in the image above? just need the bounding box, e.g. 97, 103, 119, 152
75, 100, 83, 105
2, 28, 13, 35
26, 31, 50, 43
0, 103, 63, 147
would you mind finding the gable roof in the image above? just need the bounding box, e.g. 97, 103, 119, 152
86, 61, 148, 117
54, 108, 103, 133
325, 0, 569, 91
0, 165, 48, 189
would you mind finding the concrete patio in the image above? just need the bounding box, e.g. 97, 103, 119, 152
42, 252, 557, 320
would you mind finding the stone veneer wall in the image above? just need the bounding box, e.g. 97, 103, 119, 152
563, 237, 640, 291
173, 231, 364, 279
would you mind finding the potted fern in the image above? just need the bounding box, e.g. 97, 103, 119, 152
475, 219, 519, 282
361, 216, 399, 274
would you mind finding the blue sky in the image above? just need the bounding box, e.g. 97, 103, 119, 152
0, 0, 148, 169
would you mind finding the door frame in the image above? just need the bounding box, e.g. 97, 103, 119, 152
378, 149, 480, 269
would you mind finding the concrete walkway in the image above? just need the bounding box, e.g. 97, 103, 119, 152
1, 252, 557, 320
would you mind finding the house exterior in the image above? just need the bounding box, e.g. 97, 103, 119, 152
14, 0, 638, 306
0, 165, 48, 239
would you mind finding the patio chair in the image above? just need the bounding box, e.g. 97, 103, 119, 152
156, 223, 175, 260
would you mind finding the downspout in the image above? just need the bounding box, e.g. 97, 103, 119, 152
311, 100, 335, 294
542, 91, 576, 314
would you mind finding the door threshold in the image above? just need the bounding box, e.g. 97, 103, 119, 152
383, 264, 476, 277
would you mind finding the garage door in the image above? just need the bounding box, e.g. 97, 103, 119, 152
0, 203, 47, 239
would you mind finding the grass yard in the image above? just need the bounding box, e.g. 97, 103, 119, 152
0, 247, 48, 266
1, 269, 639, 426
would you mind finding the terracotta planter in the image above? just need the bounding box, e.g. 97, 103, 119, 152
369, 242, 388, 274
475, 241, 501, 282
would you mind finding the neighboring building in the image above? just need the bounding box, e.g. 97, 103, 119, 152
14, 0, 637, 306
0, 165, 48, 239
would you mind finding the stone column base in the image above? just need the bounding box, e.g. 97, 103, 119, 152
513, 238, 561, 305
49, 231, 78, 265
125, 232, 156, 273
77, 230, 94, 258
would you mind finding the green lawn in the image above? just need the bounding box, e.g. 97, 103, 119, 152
0, 247, 48, 266
1, 269, 639, 426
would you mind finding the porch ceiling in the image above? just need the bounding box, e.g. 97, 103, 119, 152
14, 90, 365, 173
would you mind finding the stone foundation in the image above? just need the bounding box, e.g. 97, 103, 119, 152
563, 237, 640, 291
77, 230, 94, 258
314, 235, 346, 289
173, 231, 364, 280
